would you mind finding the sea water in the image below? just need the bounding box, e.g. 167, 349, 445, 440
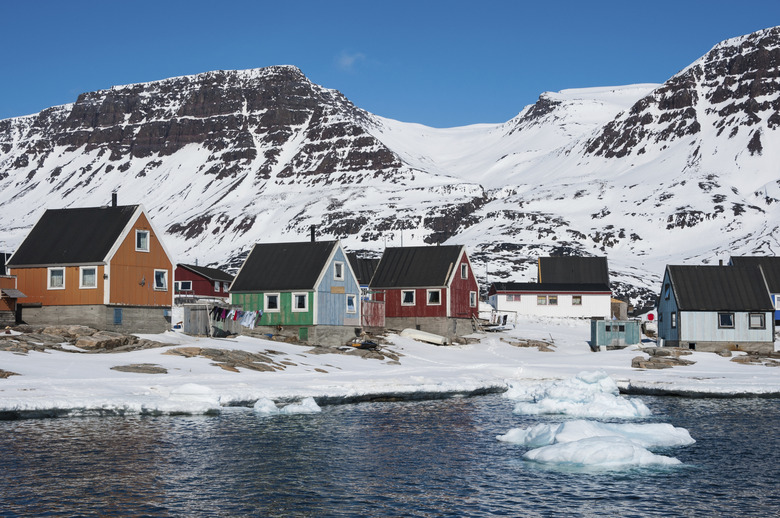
0, 395, 777, 517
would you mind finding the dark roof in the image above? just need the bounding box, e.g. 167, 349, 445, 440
666, 265, 774, 311
538, 256, 610, 288
8, 205, 139, 267
729, 256, 780, 293
230, 241, 338, 292
347, 254, 379, 286
1, 288, 26, 299
370, 245, 464, 288
178, 264, 234, 283
490, 281, 611, 293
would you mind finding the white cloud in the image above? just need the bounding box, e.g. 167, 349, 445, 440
336, 51, 366, 71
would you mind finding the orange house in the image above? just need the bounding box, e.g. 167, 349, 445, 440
7, 203, 174, 333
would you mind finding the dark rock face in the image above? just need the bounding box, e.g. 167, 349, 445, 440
586, 26, 780, 158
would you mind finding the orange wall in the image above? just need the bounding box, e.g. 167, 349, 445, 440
108, 212, 173, 307
0, 276, 16, 311
9, 212, 173, 308
9, 266, 105, 306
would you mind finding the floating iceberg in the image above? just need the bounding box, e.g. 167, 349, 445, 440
280, 397, 322, 414
497, 419, 695, 448
521, 436, 682, 467
506, 371, 652, 418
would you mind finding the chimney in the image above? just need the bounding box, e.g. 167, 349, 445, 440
112, 191, 117, 207
310, 225, 316, 243
719, 259, 723, 266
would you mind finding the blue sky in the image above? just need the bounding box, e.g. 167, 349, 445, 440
1, 0, 778, 127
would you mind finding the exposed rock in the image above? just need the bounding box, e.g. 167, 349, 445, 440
501, 337, 555, 352
0, 369, 20, 378
75, 332, 132, 351
110, 364, 168, 374
633, 347, 695, 369
42, 325, 96, 339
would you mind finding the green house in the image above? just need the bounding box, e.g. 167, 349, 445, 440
229, 240, 361, 345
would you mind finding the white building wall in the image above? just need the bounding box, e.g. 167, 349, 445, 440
490, 293, 611, 319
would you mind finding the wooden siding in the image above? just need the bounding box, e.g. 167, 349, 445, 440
175, 267, 229, 298
108, 212, 173, 307
231, 291, 314, 326
678, 310, 774, 343
380, 288, 449, 318
448, 254, 479, 319
10, 265, 106, 306
0, 276, 16, 312
315, 246, 361, 326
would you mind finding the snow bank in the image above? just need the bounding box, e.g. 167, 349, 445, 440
506, 371, 652, 418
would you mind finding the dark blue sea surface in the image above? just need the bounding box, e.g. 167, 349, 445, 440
0, 395, 777, 517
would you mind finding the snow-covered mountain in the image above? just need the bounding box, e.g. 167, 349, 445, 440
2, 26, 779, 309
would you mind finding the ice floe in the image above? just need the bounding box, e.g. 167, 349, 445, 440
521, 436, 683, 467
506, 370, 652, 418
497, 420, 695, 448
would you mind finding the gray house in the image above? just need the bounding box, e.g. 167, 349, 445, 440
657, 265, 775, 353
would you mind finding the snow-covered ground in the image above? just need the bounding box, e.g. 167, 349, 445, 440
1, 317, 777, 420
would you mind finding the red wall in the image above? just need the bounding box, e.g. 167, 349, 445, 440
380, 253, 479, 319
175, 267, 227, 298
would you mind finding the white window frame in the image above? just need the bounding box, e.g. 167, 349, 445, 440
153, 269, 168, 291
401, 290, 415, 306
537, 295, 547, 305
265, 293, 280, 312
135, 230, 150, 252
292, 292, 308, 312
334, 261, 344, 281
427, 289, 441, 306
178, 280, 192, 291
548, 295, 558, 306
461, 263, 468, 279
572, 295, 582, 306
79, 266, 98, 289
223, 282, 230, 292
749, 313, 766, 329
346, 294, 357, 314
671, 311, 677, 328
214, 281, 220, 293
47, 267, 65, 290
469, 291, 477, 308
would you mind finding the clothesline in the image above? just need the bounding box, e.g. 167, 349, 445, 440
209, 305, 264, 329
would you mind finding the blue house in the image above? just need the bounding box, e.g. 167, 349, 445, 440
657, 265, 775, 354
230, 240, 361, 346
729, 256, 780, 323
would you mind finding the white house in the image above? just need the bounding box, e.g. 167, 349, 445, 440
488, 256, 612, 319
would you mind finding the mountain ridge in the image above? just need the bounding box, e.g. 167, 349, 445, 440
2, 27, 780, 309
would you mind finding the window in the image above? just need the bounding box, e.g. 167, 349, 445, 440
461, 263, 468, 279
154, 269, 168, 291
214, 281, 220, 293
470, 291, 477, 308
572, 295, 582, 306
79, 266, 97, 289
664, 283, 670, 300
671, 312, 677, 328
135, 230, 150, 252
48, 267, 65, 290
402, 290, 415, 306
223, 282, 230, 292
749, 313, 766, 329
427, 289, 441, 305
346, 294, 357, 313
718, 312, 734, 329
605, 325, 612, 332
506, 294, 516, 302
265, 293, 280, 312
177, 280, 192, 291
548, 295, 558, 306
537, 296, 547, 305
292, 292, 308, 312
334, 261, 344, 281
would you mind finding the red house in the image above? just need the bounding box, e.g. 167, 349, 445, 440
174, 264, 234, 302
370, 245, 479, 339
